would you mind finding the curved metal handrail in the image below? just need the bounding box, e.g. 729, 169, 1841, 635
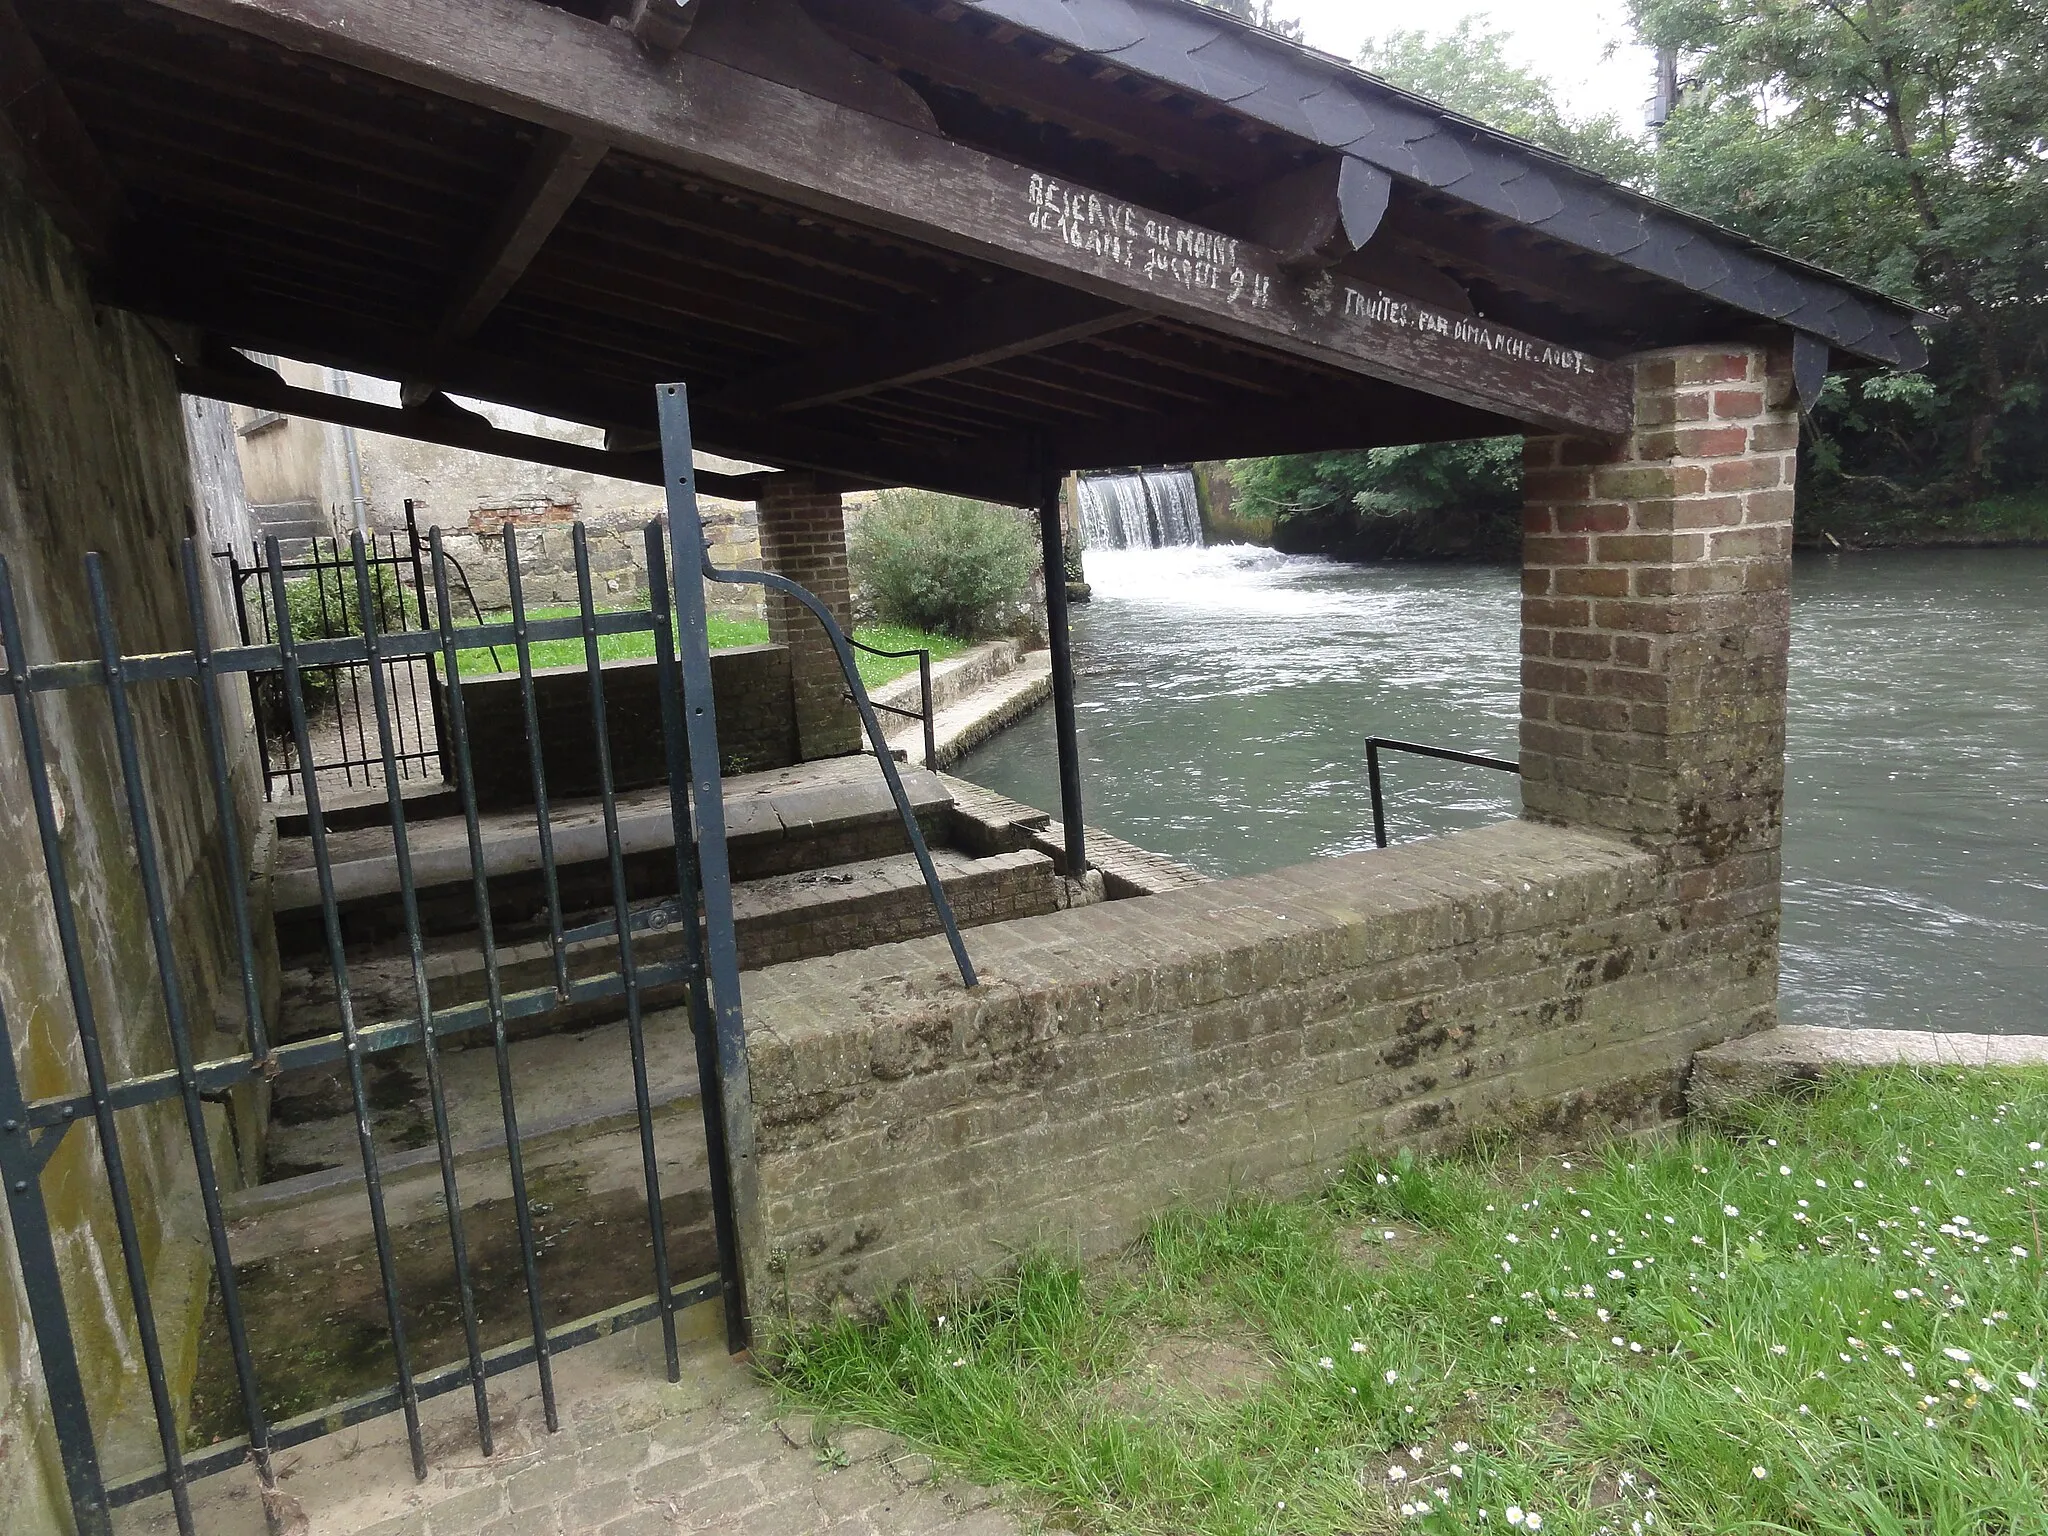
703, 562, 977, 988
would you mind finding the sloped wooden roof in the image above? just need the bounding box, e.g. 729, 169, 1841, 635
5, 0, 1927, 506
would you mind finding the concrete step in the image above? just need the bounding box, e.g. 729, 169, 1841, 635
271, 756, 954, 957
272, 846, 1059, 1045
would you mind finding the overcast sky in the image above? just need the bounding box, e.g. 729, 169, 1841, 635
1279, 0, 1659, 128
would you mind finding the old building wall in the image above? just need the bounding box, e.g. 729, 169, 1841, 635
1, 168, 271, 1529
222, 374, 767, 616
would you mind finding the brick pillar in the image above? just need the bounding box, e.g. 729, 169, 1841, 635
757, 474, 861, 760
1520, 343, 1798, 1026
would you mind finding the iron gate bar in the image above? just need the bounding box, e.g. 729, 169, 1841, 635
0, 991, 112, 1534
179, 544, 275, 1065
657, 383, 757, 1350
17, 959, 697, 1132
85, 556, 285, 1522
0, 555, 192, 1536
1365, 735, 1524, 850
571, 523, 684, 1381
261, 533, 431, 1482
502, 531, 574, 1004
349, 533, 496, 1457
428, 527, 562, 1432
104, 1280, 723, 1507
645, 521, 748, 1358
2, 537, 739, 1531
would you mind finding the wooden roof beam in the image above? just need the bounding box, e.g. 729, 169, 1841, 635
704, 278, 1137, 416
135, 0, 1631, 439
175, 347, 791, 495
0, 0, 126, 264
402, 129, 608, 405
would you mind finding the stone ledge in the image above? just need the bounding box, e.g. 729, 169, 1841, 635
1689, 1025, 2048, 1118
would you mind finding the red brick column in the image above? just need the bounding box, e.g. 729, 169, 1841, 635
1520, 343, 1798, 1020
757, 474, 861, 760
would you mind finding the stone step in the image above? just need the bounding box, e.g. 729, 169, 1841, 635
271, 846, 1059, 1046
271, 756, 954, 957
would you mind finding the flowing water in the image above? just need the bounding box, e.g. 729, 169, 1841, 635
1075, 468, 1205, 550
960, 545, 2048, 1035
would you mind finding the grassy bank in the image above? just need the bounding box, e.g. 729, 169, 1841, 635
776, 1069, 2048, 1535
455, 608, 965, 689
1797, 489, 2048, 550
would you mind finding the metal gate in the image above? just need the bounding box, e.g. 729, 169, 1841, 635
0, 386, 973, 1535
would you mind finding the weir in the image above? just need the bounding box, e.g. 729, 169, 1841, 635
1075, 467, 1204, 551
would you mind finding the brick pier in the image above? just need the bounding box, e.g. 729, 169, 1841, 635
757, 474, 861, 761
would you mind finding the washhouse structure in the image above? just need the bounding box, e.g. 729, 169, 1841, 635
0, 0, 1928, 1530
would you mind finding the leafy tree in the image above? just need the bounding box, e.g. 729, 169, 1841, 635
1359, 21, 1656, 186
1195, 0, 1304, 40
1230, 439, 1523, 559
850, 490, 1039, 638
1635, 0, 2048, 502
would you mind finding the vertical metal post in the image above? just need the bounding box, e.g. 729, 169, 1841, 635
426, 529, 559, 1431
503, 531, 572, 1002
1036, 472, 1089, 877
571, 525, 682, 1378
918, 652, 936, 773
262, 537, 430, 1482
0, 996, 112, 1536
655, 384, 755, 1349
349, 535, 494, 1454
1368, 739, 1389, 849
644, 524, 747, 1356
86, 556, 283, 1510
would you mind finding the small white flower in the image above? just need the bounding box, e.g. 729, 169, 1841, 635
1779, 1165, 1791, 1176
2018, 1371, 2040, 1391
1944, 1347, 1973, 1363
1317, 1356, 1335, 1370
1490, 1315, 1505, 1326
1386, 1369, 1400, 1383
2015, 1397, 2036, 1412
1771, 1344, 1788, 1355
1609, 1268, 1625, 1280
1387, 1464, 1408, 1482
1453, 1441, 1471, 1453
1752, 1465, 1768, 1480
1526, 1516, 1542, 1531
1724, 1205, 1741, 1217
1351, 1340, 1368, 1353
1506, 1506, 1525, 1527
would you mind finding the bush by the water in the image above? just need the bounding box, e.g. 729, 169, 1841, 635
850, 490, 1037, 639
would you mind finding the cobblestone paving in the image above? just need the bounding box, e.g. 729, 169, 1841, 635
115, 1315, 1048, 1536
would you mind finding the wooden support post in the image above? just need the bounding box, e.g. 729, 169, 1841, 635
1037, 470, 1088, 877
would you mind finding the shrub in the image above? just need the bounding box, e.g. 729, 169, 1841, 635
849, 490, 1038, 639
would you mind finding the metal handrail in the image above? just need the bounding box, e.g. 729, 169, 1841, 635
847, 638, 937, 771
1366, 735, 1522, 849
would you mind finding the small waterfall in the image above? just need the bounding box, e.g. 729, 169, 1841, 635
1075, 467, 1204, 551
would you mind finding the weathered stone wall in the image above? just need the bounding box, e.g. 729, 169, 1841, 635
738, 850, 1057, 971
759, 475, 861, 760
450, 644, 799, 805
1, 169, 272, 1529
744, 821, 1769, 1314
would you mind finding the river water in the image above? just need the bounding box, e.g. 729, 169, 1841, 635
960, 546, 2048, 1035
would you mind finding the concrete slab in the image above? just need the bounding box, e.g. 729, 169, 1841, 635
1691, 1025, 2048, 1117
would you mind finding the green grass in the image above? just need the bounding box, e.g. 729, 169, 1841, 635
452, 607, 967, 689
774, 1069, 2048, 1535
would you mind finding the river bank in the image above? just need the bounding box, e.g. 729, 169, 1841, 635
959, 545, 2048, 1036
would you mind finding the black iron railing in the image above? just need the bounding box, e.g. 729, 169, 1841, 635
849, 638, 937, 771
0, 522, 736, 1536
1366, 735, 1523, 848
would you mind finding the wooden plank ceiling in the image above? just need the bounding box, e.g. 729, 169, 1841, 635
11, 0, 1909, 504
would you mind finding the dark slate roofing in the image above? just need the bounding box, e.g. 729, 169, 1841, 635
966, 0, 1931, 369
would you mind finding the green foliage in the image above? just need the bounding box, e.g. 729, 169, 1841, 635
1635, 0, 2048, 505
849, 490, 1039, 640
1360, 21, 1656, 186
1230, 439, 1523, 559
283, 564, 408, 644
776, 1067, 2048, 1534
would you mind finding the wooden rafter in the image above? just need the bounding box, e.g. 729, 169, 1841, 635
133, 0, 1634, 439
